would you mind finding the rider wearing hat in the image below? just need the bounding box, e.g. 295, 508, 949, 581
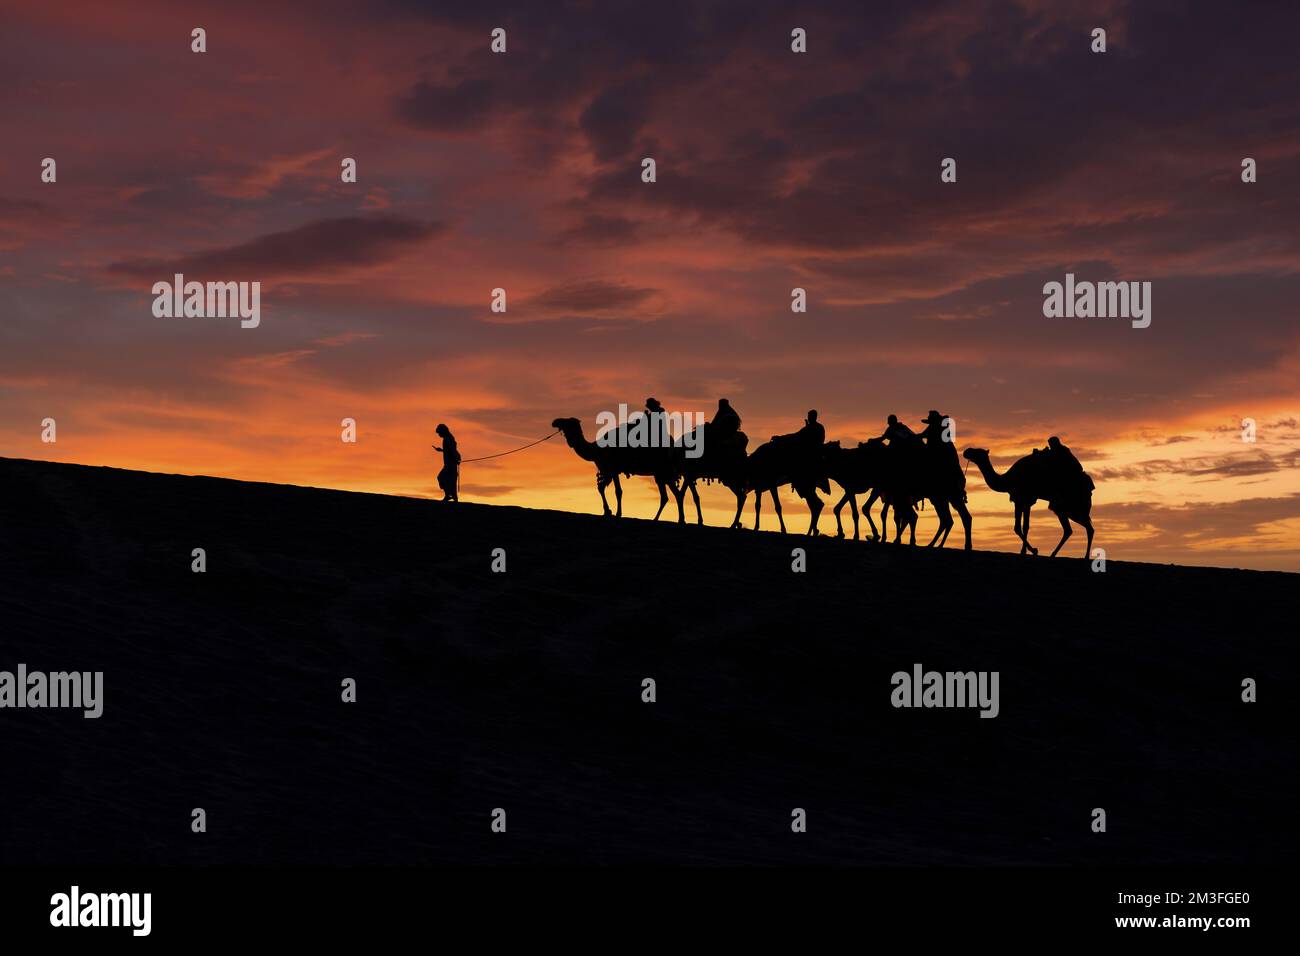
918, 410, 962, 484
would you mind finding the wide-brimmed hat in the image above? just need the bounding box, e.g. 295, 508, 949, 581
921, 410, 945, 425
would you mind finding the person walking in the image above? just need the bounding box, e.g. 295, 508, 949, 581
433, 423, 461, 502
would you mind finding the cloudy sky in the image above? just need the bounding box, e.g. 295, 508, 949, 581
2, 0, 1298, 570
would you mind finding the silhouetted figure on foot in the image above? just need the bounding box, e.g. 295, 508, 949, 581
433, 423, 460, 502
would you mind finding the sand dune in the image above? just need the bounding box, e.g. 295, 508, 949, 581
0, 457, 1292, 865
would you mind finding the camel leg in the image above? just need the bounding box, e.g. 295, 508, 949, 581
907, 507, 917, 546
849, 495, 860, 540
671, 481, 687, 523
1049, 511, 1072, 558
772, 489, 786, 533
1083, 515, 1095, 559
689, 481, 704, 525
925, 500, 949, 547
731, 489, 746, 529
893, 504, 913, 544
833, 494, 848, 538
954, 499, 973, 551
753, 488, 762, 531
597, 475, 614, 516
1014, 505, 1028, 554
653, 481, 671, 521
863, 492, 880, 540
1022, 506, 1038, 555
807, 493, 823, 537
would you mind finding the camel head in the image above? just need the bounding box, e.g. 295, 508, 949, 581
963, 447, 988, 462
551, 417, 589, 449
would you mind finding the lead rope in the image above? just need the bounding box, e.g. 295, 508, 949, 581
456, 430, 561, 463
434, 429, 561, 502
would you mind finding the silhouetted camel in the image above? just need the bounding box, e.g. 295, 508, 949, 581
823, 439, 889, 539
906, 439, 973, 550
963, 447, 1095, 557
849, 438, 972, 549
551, 417, 684, 521
744, 436, 827, 534
672, 423, 750, 528
822, 437, 965, 545
870, 441, 928, 544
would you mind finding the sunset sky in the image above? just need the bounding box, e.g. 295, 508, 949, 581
2, 0, 1298, 570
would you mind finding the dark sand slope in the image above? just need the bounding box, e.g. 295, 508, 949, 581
0, 457, 1293, 865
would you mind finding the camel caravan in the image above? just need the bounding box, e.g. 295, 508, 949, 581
551, 400, 1097, 559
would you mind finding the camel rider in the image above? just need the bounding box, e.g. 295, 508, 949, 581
1043, 435, 1085, 481
1039, 436, 1091, 511
798, 409, 825, 447
879, 414, 919, 447
769, 410, 825, 453
766, 410, 829, 495
709, 398, 742, 455
919, 410, 963, 487
711, 398, 741, 436
643, 397, 666, 447
1046, 436, 1082, 467
917, 410, 950, 444
770, 410, 821, 445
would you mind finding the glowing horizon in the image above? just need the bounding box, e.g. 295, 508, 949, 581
2, 1, 1298, 571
